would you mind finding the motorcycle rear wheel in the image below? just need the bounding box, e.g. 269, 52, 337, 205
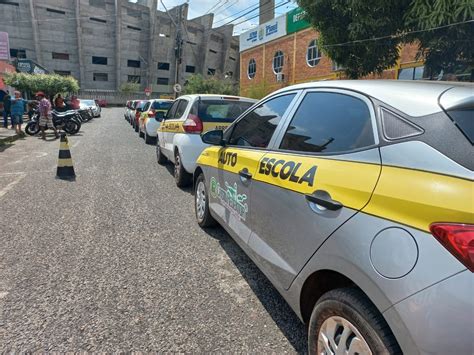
25, 121, 40, 136
64, 121, 80, 135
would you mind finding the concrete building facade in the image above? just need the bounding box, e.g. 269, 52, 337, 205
0, 0, 240, 94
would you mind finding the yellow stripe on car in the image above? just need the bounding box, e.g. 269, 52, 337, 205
364, 166, 474, 232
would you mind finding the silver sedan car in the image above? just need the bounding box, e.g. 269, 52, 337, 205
194, 80, 473, 354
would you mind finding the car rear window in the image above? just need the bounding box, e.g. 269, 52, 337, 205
446, 108, 474, 144
152, 101, 172, 111
191, 99, 254, 123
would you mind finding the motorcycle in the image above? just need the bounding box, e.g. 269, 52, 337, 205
25, 109, 81, 136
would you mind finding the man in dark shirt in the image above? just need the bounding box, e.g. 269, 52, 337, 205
3, 90, 11, 128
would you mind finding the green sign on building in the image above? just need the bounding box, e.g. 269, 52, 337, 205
286, 7, 311, 34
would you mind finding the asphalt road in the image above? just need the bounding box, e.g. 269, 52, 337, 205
0, 108, 306, 352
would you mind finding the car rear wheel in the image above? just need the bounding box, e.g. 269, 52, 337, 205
195, 173, 216, 227
134, 122, 139, 132
156, 143, 167, 165
308, 288, 401, 355
145, 131, 155, 145
139, 127, 144, 138
174, 150, 192, 187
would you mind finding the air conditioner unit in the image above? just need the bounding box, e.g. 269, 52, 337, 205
276, 73, 285, 82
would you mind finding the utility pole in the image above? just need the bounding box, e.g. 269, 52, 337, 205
174, 6, 183, 99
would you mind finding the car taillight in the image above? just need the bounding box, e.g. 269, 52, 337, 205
183, 114, 203, 133
430, 223, 474, 272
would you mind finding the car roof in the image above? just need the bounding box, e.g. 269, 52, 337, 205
270, 80, 473, 117
178, 94, 257, 103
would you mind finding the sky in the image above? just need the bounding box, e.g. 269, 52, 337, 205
137, 0, 298, 35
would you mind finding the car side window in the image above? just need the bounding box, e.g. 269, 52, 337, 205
143, 102, 151, 111
280, 92, 375, 154
227, 94, 296, 148
174, 100, 188, 119
165, 100, 179, 119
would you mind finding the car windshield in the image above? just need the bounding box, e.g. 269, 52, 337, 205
80, 100, 95, 107
152, 101, 172, 111
193, 99, 254, 123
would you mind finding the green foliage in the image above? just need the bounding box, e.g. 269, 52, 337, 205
183, 74, 239, 96
4, 72, 80, 96
405, 0, 474, 74
297, 0, 473, 78
119, 82, 140, 93
245, 82, 272, 99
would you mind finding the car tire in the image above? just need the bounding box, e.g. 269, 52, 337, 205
156, 144, 167, 165
139, 128, 144, 138
308, 288, 401, 355
174, 150, 192, 187
145, 131, 155, 145
134, 123, 139, 132
195, 173, 217, 228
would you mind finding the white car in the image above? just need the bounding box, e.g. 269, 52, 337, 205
138, 99, 173, 144
156, 94, 257, 187
79, 99, 101, 117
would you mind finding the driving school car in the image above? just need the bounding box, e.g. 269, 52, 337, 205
193, 80, 473, 354
156, 94, 256, 187
138, 99, 173, 144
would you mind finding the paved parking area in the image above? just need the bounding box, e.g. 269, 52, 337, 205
0, 108, 306, 352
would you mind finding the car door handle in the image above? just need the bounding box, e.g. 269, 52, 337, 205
238, 169, 252, 180
305, 190, 343, 211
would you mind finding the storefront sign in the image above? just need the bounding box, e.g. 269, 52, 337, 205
0, 32, 10, 61
239, 15, 287, 52
286, 7, 311, 34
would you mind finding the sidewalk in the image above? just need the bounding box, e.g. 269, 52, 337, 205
0, 124, 25, 145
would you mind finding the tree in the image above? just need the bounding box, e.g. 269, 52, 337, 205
119, 82, 140, 93
182, 74, 238, 96
4, 72, 80, 98
297, 0, 473, 79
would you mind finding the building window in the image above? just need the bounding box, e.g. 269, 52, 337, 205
229, 56, 236, 61
89, 0, 106, 7
128, 75, 141, 83
248, 58, 256, 79
273, 50, 284, 74
306, 40, 321, 67
92, 56, 107, 65
127, 25, 141, 31
157, 77, 169, 85
127, 60, 141, 68
398, 66, 425, 80
186, 41, 197, 45
93, 73, 108, 81
207, 68, 216, 76
52, 52, 69, 60
90, 17, 107, 23
46, 8, 66, 15
225, 71, 233, 78
209, 49, 217, 54
10, 48, 26, 59
158, 62, 170, 70
55, 70, 71, 76
186, 65, 195, 73
0, 1, 19, 7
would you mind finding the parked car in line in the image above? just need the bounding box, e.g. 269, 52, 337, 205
125, 100, 141, 124
79, 99, 101, 117
124, 100, 132, 120
156, 94, 257, 187
193, 80, 474, 355
132, 100, 147, 132
138, 99, 173, 144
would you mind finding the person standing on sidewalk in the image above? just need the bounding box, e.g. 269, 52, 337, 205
3, 90, 11, 128
37, 91, 59, 140
10, 91, 27, 135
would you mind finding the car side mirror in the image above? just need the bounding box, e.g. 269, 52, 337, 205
201, 129, 225, 146
155, 111, 165, 121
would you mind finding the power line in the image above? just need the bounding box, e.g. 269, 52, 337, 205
223, 1, 290, 27
205, 0, 226, 14
213, 0, 239, 16
213, 0, 265, 25
322, 19, 474, 48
